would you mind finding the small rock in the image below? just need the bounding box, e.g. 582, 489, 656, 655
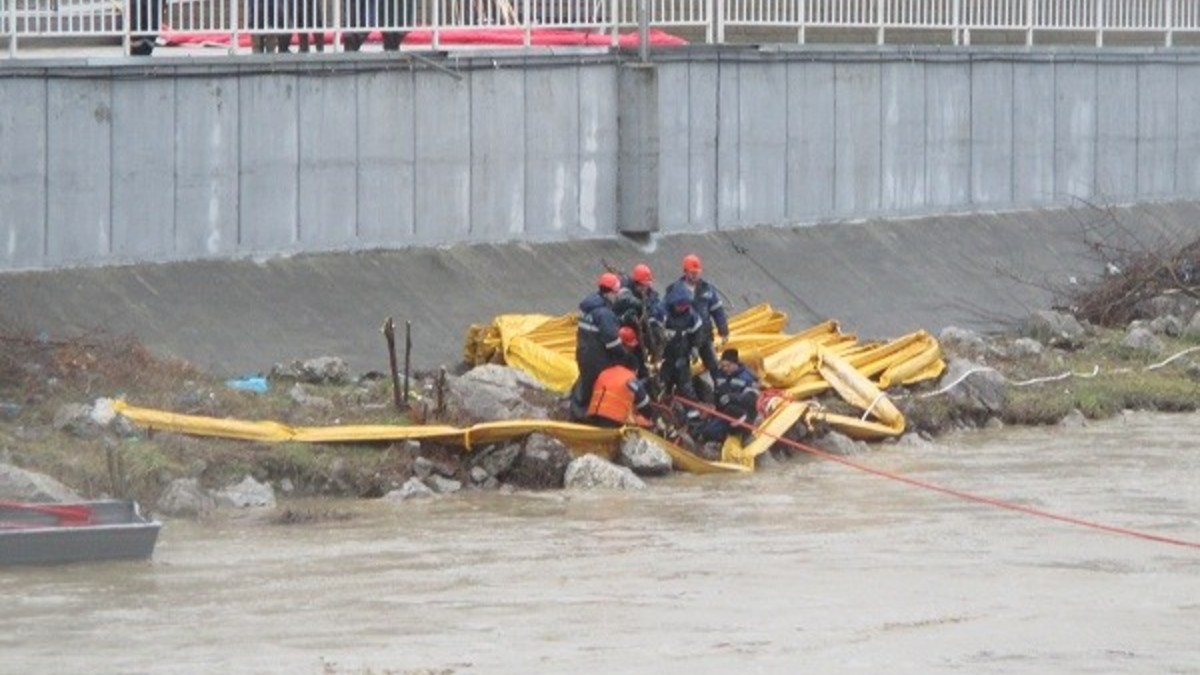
0, 401, 23, 419
938, 326, 988, 358
157, 478, 215, 518
1184, 313, 1200, 340
1059, 409, 1087, 428
1022, 310, 1086, 349
1149, 315, 1184, 337
471, 443, 521, 479
424, 475, 463, 494
289, 383, 333, 409
1122, 326, 1166, 354
618, 433, 674, 477
469, 466, 490, 484
939, 358, 1009, 414
811, 431, 869, 456
53, 403, 102, 439
384, 477, 434, 501
412, 456, 455, 480
1011, 337, 1044, 358
214, 475, 276, 509
563, 454, 646, 490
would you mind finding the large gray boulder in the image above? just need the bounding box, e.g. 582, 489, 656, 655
564, 454, 646, 491
0, 464, 81, 502
1022, 310, 1087, 349
940, 358, 1009, 415
618, 433, 674, 477
445, 374, 551, 423
504, 433, 573, 489
460, 364, 546, 392
157, 478, 216, 518
470, 442, 522, 480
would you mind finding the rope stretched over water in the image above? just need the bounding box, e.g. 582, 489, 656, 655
670, 395, 1200, 551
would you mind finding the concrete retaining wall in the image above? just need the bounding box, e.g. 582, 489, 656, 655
2, 48, 1200, 271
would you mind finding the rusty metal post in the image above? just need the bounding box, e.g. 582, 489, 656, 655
436, 366, 447, 416
404, 320, 412, 405
382, 318, 403, 411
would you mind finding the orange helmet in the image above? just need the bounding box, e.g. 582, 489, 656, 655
631, 263, 654, 286
618, 326, 639, 348
598, 272, 621, 293
682, 254, 702, 274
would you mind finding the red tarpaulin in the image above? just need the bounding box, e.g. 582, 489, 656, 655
160, 26, 687, 48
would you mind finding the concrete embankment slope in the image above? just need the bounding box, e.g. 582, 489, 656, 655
2, 202, 1198, 376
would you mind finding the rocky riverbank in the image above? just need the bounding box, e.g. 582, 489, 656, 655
2, 281, 1197, 521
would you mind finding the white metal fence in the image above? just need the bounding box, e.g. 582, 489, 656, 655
5, 0, 1200, 55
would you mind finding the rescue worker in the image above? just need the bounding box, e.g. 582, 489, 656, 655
613, 263, 665, 382
571, 272, 623, 418
699, 349, 761, 443
659, 284, 704, 403
614, 263, 665, 329
585, 329, 656, 429
665, 254, 729, 381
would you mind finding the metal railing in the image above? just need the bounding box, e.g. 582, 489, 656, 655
5, 0, 1200, 56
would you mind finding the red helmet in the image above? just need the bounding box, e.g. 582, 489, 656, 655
618, 326, 639, 348
682, 254, 702, 274
631, 263, 654, 286
598, 272, 621, 293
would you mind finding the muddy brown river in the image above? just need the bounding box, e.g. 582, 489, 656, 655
3, 411, 1198, 674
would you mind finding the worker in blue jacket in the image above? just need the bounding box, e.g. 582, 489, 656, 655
699, 348, 761, 443
571, 272, 624, 418
659, 284, 704, 403
665, 254, 729, 380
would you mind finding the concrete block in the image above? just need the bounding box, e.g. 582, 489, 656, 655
834, 61, 881, 215
1054, 61, 1097, 201
238, 74, 299, 251
1013, 62, 1056, 205
112, 78, 175, 260
414, 72, 470, 244
687, 61, 719, 231
579, 65, 618, 238
737, 59, 787, 225
298, 75, 357, 247
970, 61, 1013, 206
1177, 62, 1200, 197
926, 62, 970, 207
0, 79, 47, 269
880, 60, 926, 212
1137, 63, 1177, 198
786, 60, 835, 221
1096, 64, 1138, 201
470, 68, 526, 241
46, 79, 111, 264
657, 62, 691, 233
174, 77, 239, 259
524, 67, 578, 238
356, 70, 415, 245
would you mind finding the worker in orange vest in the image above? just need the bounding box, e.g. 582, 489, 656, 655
585, 326, 656, 429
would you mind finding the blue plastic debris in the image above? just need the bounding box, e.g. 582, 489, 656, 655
225, 375, 269, 394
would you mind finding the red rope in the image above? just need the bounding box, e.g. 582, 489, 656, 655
668, 396, 1200, 550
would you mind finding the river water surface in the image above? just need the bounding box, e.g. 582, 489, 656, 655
3, 412, 1198, 674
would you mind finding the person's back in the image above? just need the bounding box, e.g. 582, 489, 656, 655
586, 361, 653, 429
572, 274, 622, 415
